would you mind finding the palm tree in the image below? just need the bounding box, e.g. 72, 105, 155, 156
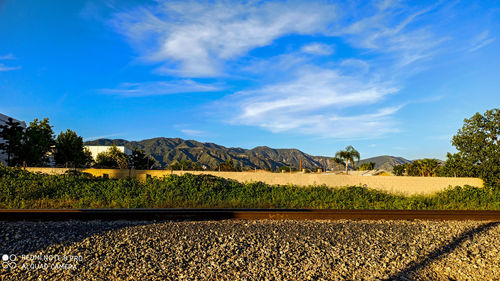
335, 146, 360, 175
417, 158, 440, 177
332, 157, 345, 171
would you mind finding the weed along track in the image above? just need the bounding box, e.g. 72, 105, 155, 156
1, 170, 499, 280
1, 167, 498, 210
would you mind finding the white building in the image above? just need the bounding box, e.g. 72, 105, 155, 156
84, 145, 132, 160
0, 113, 26, 165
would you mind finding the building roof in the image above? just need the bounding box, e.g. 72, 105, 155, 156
0, 113, 26, 127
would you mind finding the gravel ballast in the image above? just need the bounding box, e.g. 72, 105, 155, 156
0, 220, 499, 280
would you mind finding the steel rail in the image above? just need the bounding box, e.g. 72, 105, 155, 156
0, 209, 498, 221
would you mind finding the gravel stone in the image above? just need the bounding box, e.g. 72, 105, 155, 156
0, 220, 498, 280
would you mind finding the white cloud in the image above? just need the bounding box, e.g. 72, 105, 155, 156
0, 54, 20, 71
100, 1, 481, 139
224, 67, 401, 138
180, 129, 205, 136
301, 43, 334, 55
467, 31, 495, 52
376, 0, 400, 11
100, 80, 221, 97
107, 1, 452, 77
0, 53, 15, 60
339, 59, 370, 75
0, 64, 21, 72
285, 106, 401, 138
334, 2, 447, 67
240, 53, 308, 77
109, 0, 337, 77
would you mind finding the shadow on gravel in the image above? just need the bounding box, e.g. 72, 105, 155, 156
0, 221, 156, 256
385, 221, 500, 281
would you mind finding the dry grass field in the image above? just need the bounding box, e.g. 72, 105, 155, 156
25, 167, 483, 195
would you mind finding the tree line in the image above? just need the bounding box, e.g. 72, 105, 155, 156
93, 145, 157, 170
393, 159, 442, 177
0, 118, 155, 169
392, 109, 499, 187
328, 109, 499, 188
1, 108, 498, 186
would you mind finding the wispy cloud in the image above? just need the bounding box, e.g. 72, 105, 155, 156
466, 31, 495, 52
109, 0, 337, 77
339, 59, 370, 75
334, 1, 449, 68
0, 64, 21, 72
222, 67, 402, 138
180, 129, 205, 136
240, 53, 308, 77
101, 0, 488, 139
0, 53, 20, 71
100, 80, 221, 97
0, 53, 15, 60
301, 43, 334, 56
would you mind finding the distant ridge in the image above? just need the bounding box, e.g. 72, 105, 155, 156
84, 137, 412, 171
358, 155, 412, 172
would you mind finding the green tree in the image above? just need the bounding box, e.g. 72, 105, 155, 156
169, 159, 202, 171
413, 159, 440, 177
442, 109, 500, 186
0, 118, 24, 166
335, 146, 360, 175
358, 162, 375, 171
95, 145, 129, 169
278, 165, 293, 172
393, 164, 405, 176
22, 118, 55, 166
217, 159, 241, 171
95, 152, 117, 168
130, 149, 157, 169
405, 162, 419, 176
439, 153, 472, 177
54, 129, 93, 167
332, 157, 345, 171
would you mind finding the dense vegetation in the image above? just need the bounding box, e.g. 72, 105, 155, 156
358, 162, 376, 171
391, 109, 499, 187
440, 109, 499, 187
0, 117, 55, 166
54, 129, 93, 167
0, 166, 497, 210
393, 159, 442, 177
0, 118, 156, 169
93, 145, 156, 169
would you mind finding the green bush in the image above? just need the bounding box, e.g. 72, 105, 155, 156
0, 165, 497, 209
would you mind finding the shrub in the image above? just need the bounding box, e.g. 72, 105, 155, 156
0, 165, 497, 209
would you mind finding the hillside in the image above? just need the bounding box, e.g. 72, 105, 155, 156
84, 137, 335, 170
84, 138, 411, 171
355, 155, 412, 172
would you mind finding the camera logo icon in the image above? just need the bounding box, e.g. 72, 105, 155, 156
2, 254, 17, 269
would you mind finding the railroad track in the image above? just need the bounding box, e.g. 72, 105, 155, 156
0, 209, 499, 221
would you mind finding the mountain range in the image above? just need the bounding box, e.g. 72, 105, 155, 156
358, 155, 413, 171
84, 137, 412, 171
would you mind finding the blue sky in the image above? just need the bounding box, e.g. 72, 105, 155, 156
1, 0, 499, 160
